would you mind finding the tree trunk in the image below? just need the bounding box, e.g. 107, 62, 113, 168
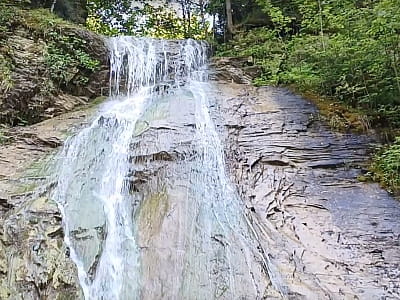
180, 2, 187, 37
226, 0, 235, 36
213, 13, 217, 40
188, 6, 191, 37
199, 0, 205, 29
317, 0, 326, 51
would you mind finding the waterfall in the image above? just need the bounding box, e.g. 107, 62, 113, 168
51, 37, 270, 299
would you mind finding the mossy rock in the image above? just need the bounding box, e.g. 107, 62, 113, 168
0, 5, 109, 126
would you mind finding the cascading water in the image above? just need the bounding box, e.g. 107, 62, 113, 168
51, 37, 276, 299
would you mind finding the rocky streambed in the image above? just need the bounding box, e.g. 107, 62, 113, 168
0, 63, 399, 299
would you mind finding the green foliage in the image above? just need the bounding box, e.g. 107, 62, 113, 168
17, 8, 100, 87
216, 28, 285, 85
86, 1, 209, 39
134, 4, 188, 39
0, 6, 19, 94
217, 0, 400, 128
0, 5, 22, 38
375, 106, 400, 128
45, 33, 99, 87
214, 0, 400, 194
254, 0, 293, 33
372, 137, 400, 194
86, 0, 134, 36
207, 0, 268, 41
0, 5, 100, 98
8, 0, 87, 24
0, 55, 14, 94
22, 8, 72, 33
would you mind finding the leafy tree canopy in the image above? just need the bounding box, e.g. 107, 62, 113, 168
86, 0, 210, 39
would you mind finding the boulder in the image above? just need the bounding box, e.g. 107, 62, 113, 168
209, 56, 262, 84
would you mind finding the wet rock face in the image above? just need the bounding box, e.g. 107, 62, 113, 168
213, 83, 400, 298
0, 196, 82, 299
210, 57, 262, 84
0, 12, 109, 126
124, 90, 274, 299
0, 107, 97, 299
107, 38, 210, 96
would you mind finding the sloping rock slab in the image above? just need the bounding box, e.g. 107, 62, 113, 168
213, 83, 400, 299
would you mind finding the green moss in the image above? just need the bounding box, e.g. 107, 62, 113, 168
138, 189, 169, 237
0, 4, 22, 38
21, 8, 73, 34
287, 86, 371, 133
86, 96, 107, 108
1, 7, 100, 90
14, 182, 38, 194
18, 8, 101, 87
0, 5, 104, 127
0, 6, 18, 94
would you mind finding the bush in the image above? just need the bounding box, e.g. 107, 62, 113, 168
0, 4, 22, 38
372, 137, 400, 194
216, 0, 400, 128
21, 8, 100, 88
0, 55, 13, 94
45, 33, 100, 87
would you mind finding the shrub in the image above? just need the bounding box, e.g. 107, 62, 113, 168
372, 137, 400, 194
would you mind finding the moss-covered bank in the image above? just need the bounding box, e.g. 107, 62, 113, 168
0, 4, 109, 126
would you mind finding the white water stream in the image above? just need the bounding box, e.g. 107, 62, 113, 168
51, 37, 271, 299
